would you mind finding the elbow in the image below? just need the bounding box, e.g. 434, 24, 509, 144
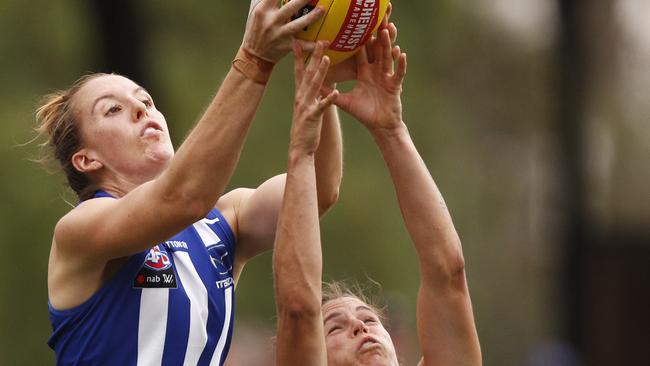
318, 187, 340, 215
420, 248, 468, 290
160, 189, 214, 223
446, 248, 467, 278
185, 198, 214, 222
275, 283, 323, 321
280, 301, 322, 321
277, 296, 322, 322
448, 255, 467, 286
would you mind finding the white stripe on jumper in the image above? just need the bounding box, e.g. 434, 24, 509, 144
174, 251, 209, 366
194, 220, 221, 246
203, 216, 220, 225
209, 286, 233, 366
137, 288, 169, 366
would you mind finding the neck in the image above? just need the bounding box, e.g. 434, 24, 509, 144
93, 156, 171, 198
95, 168, 163, 199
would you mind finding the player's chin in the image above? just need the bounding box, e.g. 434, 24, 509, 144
145, 144, 174, 164
356, 348, 392, 365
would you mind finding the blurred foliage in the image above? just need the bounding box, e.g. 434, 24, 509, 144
2, 1, 648, 365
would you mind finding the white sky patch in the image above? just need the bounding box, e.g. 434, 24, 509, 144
472, 0, 558, 49
616, 0, 650, 140
617, 0, 650, 51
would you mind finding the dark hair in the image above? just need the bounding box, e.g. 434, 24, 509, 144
34, 73, 109, 201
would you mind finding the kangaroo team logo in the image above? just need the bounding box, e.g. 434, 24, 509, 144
207, 244, 232, 276
144, 246, 172, 271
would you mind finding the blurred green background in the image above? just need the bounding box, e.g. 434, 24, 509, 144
1, 0, 649, 365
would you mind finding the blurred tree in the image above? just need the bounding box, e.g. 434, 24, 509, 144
87, 0, 149, 85
556, 1, 650, 364
555, 0, 589, 352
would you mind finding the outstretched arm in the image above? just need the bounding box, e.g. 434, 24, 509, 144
274, 42, 337, 366
315, 101, 343, 214
375, 125, 482, 366
222, 49, 343, 276
50, 0, 325, 309
334, 28, 482, 366
218, 81, 342, 281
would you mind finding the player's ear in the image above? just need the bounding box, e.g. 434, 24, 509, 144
72, 148, 103, 173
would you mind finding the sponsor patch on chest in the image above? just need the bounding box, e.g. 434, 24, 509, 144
133, 245, 178, 288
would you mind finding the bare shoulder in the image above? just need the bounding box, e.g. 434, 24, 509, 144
54, 198, 114, 252
49, 198, 117, 309
215, 187, 255, 239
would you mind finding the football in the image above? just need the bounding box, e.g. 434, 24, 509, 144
286, 0, 391, 65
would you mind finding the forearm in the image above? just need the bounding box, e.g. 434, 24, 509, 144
273, 152, 322, 313
157, 66, 266, 215
374, 123, 480, 364
314, 104, 343, 214
371, 123, 465, 281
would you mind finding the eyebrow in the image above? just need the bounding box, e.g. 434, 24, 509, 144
356, 305, 374, 313
91, 87, 150, 115
91, 94, 115, 115
323, 311, 344, 325
323, 305, 376, 325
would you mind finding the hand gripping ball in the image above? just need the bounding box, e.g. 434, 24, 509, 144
285, 0, 391, 65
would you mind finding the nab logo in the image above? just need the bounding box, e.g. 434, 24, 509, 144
134, 245, 177, 289
144, 246, 172, 271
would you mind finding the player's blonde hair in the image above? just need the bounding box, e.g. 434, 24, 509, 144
321, 279, 387, 323
35, 73, 109, 201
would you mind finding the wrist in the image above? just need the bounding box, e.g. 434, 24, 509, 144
232, 47, 275, 85
370, 122, 417, 160
288, 148, 316, 166
369, 121, 408, 141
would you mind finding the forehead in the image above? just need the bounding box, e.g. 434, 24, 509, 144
80, 75, 141, 98
322, 297, 374, 317
74, 75, 143, 110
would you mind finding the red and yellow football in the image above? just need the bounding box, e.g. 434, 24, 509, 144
285, 0, 391, 65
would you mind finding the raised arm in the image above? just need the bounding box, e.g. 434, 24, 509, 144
49, 0, 327, 312
55, 0, 325, 262
334, 29, 482, 366
315, 102, 343, 213
222, 98, 342, 280
274, 42, 337, 366
220, 60, 343, 275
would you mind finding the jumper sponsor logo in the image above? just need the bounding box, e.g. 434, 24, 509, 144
144, 246, 172, 270
215, 277, 234, 289
165, 240, 188, 250
134, 245, 178, 289
331, 0, 379, 52
136, 273, 175, 285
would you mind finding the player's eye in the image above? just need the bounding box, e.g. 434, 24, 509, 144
327, 326, 341, 335
106, 105, 122, 115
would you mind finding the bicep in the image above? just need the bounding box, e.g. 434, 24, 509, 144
416, 278, 482, 366
226, 174, 286, 262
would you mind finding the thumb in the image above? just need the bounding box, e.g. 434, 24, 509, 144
320, 84, 335, 97
331, 91, 353, 113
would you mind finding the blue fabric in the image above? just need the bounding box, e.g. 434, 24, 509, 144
48, 191, 236, 366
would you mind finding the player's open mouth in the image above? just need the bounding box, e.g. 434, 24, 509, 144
358, 336, 380, 352
141, 121, 163, 137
